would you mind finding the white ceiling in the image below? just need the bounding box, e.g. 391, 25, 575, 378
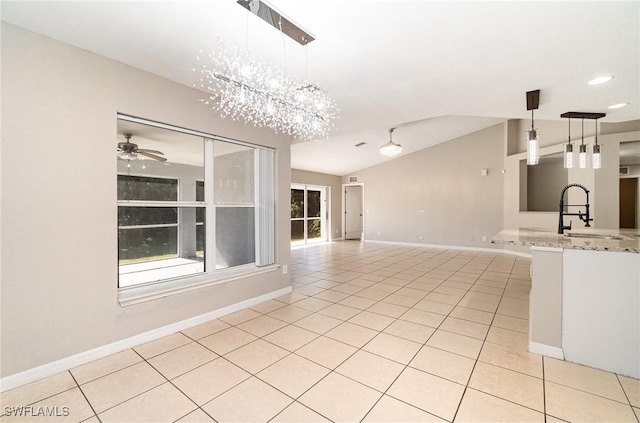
2, 0, 639, 175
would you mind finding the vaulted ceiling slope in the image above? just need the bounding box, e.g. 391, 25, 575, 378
2, 1, 638, 175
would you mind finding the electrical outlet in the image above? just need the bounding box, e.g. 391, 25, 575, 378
282, 264, 288, 275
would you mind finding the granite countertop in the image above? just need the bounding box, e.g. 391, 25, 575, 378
492, 227, 640, 254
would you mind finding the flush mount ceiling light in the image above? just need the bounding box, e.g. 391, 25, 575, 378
380, 128, 402, 157
561, 112, 606, 169
526, 89, 540, 165
588, 75, 614, 85
194, 0, 338, 140
608, 102, 629, 109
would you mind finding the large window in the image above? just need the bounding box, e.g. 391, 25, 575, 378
117, 115, 274, 294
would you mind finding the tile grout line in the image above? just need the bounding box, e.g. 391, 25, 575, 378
614, 372, 640, 422
69, 371, 102, 423
543, 355, 548, 423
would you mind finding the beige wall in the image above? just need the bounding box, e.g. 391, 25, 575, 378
341, 124, 505, 248
1, 24, 292, 378
291, 169, 343, 240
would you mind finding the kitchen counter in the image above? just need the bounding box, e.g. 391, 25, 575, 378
492, 227, 640, 378
491, 227, 640, 253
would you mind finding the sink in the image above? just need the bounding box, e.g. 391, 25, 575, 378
564, 232, 630, 241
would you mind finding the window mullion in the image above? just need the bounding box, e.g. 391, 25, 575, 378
119, 223, 178, 230
304, 186, 308, 244
204, 138, 215, 275
117, 200, 202, 207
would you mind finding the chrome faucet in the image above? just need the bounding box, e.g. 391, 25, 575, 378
558, 183, 593, 234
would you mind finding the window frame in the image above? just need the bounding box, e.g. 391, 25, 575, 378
116, 113, 276, 306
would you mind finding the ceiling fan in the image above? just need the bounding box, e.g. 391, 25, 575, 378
117, 134, 166, 162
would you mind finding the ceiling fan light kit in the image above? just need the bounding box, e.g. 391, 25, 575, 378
117, 134, 167, 162
380, 128, 402, 157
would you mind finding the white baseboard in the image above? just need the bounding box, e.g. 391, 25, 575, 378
0, 285, 292, 392
499, 249, 532, 258
366, 239, 531, 257
529, 341, 564, 360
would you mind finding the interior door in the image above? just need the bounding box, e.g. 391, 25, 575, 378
344, 185, 363, 240
620, 178, 638, 228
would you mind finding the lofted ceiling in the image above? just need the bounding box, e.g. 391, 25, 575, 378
2, 0, 638, 175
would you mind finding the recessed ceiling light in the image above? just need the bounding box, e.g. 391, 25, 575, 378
588, 75, 614, 85
608, 102, 629, 109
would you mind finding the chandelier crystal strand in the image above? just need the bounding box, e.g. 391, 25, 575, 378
195, 44, 338, 140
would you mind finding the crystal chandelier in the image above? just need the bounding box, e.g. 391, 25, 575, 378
195, 45, 338, 140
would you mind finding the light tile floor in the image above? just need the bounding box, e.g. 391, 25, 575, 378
2, 241, 640, 422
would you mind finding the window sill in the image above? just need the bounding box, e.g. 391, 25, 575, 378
117, 264, 281, 307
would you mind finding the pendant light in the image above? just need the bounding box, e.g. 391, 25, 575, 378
579, 119, 589, 169
564, 117, 574, 169
526, 90, 540, 165
380, 128, 402, 157
592, 118, 602, 169
561, 111, 606, 169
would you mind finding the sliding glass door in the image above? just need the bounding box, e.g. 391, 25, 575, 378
291, 184, 327, 245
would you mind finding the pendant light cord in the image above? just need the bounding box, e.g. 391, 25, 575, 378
245, 5, 249, 51
279, 16, 286, 74
581, 119, 585, 146
531, 109, 535, 131
568, 117, 571, 144
305, 44, 309, 80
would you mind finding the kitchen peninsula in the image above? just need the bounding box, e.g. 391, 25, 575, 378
493, 228, 640, 378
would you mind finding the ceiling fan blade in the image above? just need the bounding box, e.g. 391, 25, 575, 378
136, 148, 164, 155
137, 151, 167, 162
